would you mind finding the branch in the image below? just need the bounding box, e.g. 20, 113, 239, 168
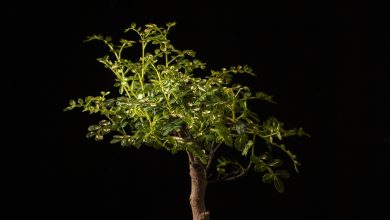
187, 151, 195, 164
206, 142, 222, 173
208, 162, 253, 184
222, 162, 252, 182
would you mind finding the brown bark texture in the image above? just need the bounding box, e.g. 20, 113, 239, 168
188, 154, 210, 220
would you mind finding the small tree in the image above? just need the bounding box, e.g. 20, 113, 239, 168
64, 22, 308, 220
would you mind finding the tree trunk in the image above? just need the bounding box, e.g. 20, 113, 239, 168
188, 153, 210, 220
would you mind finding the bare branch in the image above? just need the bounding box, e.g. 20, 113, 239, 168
187, 151, 195, 164
206, 142, 223, 173
222, 162, 252, 182
208, 162, 253, 184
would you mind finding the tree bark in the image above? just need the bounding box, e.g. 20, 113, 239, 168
188, 153, 210, 220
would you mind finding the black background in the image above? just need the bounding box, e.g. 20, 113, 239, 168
4, 1, 386, 220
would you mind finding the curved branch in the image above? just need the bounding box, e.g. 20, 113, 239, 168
222, 162, 252, 182
208, 162, 253, 184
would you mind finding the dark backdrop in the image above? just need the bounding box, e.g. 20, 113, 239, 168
4, 1, 385, 220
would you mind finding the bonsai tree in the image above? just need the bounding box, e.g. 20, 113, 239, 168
64, 22, 309, 220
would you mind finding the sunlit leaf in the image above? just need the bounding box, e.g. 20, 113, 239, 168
242, 140, 253, 156
95, 134, 103, 141
99, 120, 111, 126
88, 125, 101, 131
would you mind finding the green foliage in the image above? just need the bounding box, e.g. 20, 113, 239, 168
64, 22, 309, 192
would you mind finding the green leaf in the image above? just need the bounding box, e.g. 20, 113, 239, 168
162, 122, 182, 136
120, 138, 126, 147
255, 92, 267, 98
166, 22, 176, 27
88, 125, 101, 131
121, 138, 131, 147
250, 155, 260, 164
63, 106, 74, 112
243, 92, 251, 98
277, 132, 282, 140
99, 120, 111, 126
262, 173, 273, 184
254, 163, 267, 173
101, 127, 111, 135
259, 152, 272, 161
84, 34, 104, 42
268, 159, 283, 167
225, 136, 233, 147
95, 134, 103, 141
86, 132, 95, 139
162, 126, 174, 136
275, 170, 290, 179
298, 127, 310, 137
133, 139, 142, 149
204, 134, 215, 151
273, 176, 285, 193
214, 124, 231, 146
234, 123, 246, 135
255, 92, 275, 103
242, 140, 253, 156
234, 135, 247, 151
110, 138, 121, 144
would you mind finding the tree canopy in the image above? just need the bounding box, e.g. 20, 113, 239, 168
64, 22, 309, 193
